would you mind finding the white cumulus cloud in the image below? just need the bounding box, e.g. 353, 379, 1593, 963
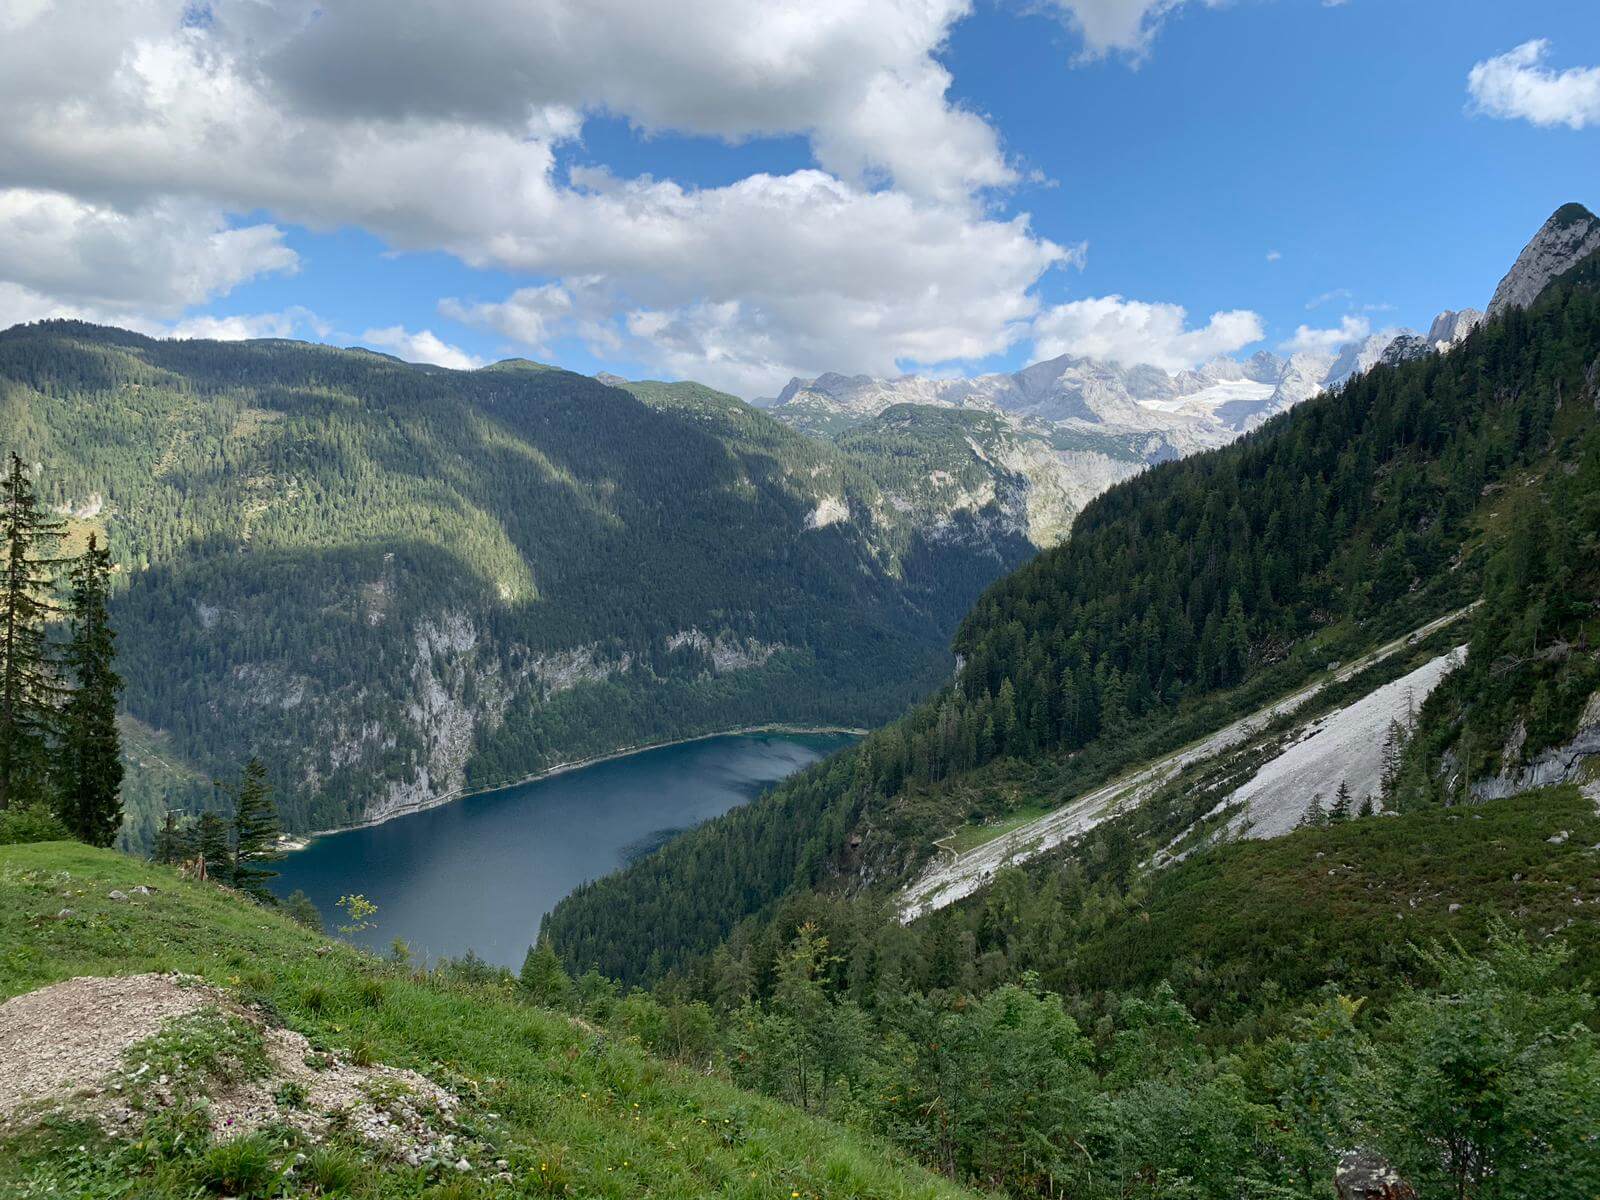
440, 285, 576, 354
1032, 295, 1263, 370
0, 0, 1074, 393
0, 190, 296, 317
360, 326, 486, 370
1280, 314, 1370, 356
1038, 0, 1222, 59
169, 309, 322, 341
1468, 40, 1600, 130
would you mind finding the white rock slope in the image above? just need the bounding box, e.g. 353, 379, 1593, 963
897, 607, 1476, 922
1217, 648, 1464, 840
1487, 204, 1600, 318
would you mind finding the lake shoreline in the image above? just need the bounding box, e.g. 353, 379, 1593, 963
288, 724, 867, 849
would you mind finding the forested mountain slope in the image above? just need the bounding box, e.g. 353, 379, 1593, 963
0, 324, 1078, 846
546, 204, 1600, 986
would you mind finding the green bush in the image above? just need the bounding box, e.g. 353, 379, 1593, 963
0, 805, 69, 845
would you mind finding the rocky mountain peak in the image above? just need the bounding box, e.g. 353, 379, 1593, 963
1324, 330, 1411, 387
1378, 333, 1433, 368
1486, 203, 1600, 318
1425, 308, 1481, 348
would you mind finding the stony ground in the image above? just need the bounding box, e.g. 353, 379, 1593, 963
0, 972, 209, 1121
0, 972, 475, 1168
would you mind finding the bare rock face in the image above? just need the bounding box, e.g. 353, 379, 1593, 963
1426, 308, 1481, 348
1335, 1150, 1417, 1200
1378, 334, 1433, 368
1487, 204, 1600, 319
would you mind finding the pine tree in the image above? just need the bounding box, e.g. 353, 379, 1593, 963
1297, 793, 1326, 829
153, 808, 187, 865
1223, 589, 1251, 684
57, 534, 123, 846
0, 453, 65, 810
1329, 780, 1352, 823
283, 889, 324, 933
194, 809, 231, 881
229, 757, 281, 902
519, 935, 572, 1006
1380, 719, 1406, 802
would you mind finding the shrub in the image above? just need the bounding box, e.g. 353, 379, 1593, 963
0, 804, 69, 845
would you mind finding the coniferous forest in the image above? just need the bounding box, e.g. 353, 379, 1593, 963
5, 233, 1599, 1200
514, 226, 1600, 1200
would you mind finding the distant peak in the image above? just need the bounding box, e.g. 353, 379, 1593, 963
1487, 203, 1600, 318
1551, 202, 1597, 230
480, 357, 558, 374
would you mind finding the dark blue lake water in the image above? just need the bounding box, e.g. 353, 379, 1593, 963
270, 732, 855, 968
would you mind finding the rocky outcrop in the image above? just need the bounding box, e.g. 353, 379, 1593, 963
664, 628, 783, 672
804, 495, 850, 529
1487, 203, 1600, 318
1472, 689, 1600, 800
1379, 334, 1433, 368
528, 643, 629, 698
346, 616, 794, 829
1335, 1150, 1416, 1200
1426, 307, 1481, 348
1374, 310, 1482, 370
0, 974, 470, 1166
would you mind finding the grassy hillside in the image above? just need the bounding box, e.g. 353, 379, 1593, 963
1011, 785, 1600, 1027
0, 840, 973, 1200
1, 322, 1047, 847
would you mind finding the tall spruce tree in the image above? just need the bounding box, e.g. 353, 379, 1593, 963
229, 757, 281, 902
194, 809, 230, 881
58, 534, 123, 846
0, 453, 65, 810
153, 808, 187, 865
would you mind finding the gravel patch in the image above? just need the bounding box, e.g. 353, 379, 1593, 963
0, 973, 211, 1123
1, 973, 471, 1166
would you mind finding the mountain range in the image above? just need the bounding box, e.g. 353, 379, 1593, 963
7, 204, 1596, 859
761, 310, 1487, 461
5, 200, 1598, 1200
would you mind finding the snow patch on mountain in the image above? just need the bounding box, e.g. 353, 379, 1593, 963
766, 330, 1426, 464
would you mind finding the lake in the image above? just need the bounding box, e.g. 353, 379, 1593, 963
270, 731, 857, 968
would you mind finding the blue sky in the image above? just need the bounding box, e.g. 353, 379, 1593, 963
2, 0, 1597, 396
